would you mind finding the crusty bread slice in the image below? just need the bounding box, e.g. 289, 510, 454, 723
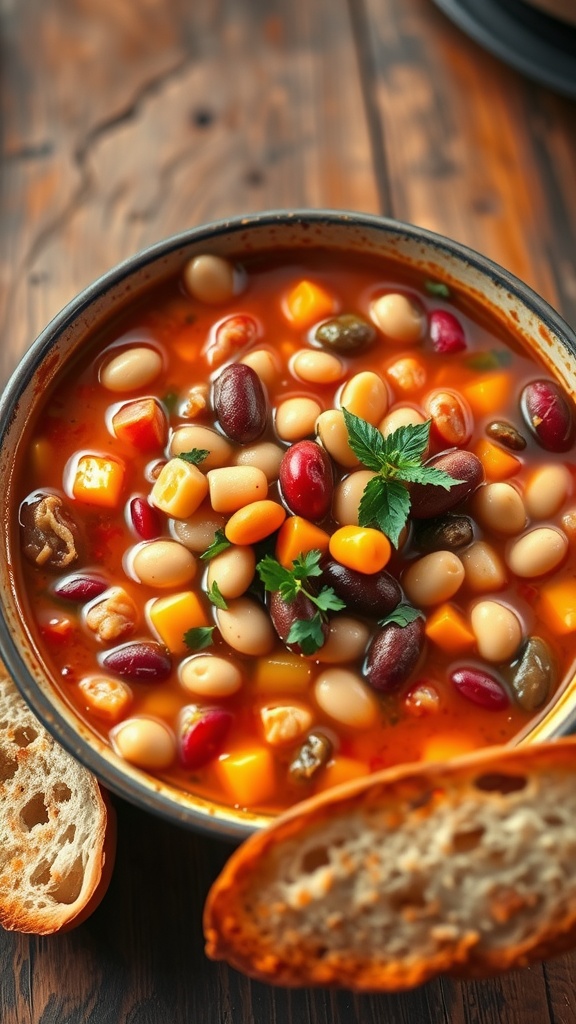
0, 663, 115, 933
204, 739, 576, 990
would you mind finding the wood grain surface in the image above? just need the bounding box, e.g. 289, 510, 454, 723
1, 1, 576, 1021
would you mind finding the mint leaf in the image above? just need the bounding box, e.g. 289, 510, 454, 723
397, 464, 459, 488
383, 421, 431, 470
206, 580, 228, 610
358, 476, 388, 528
183, 626, 215, 651
200, 529, 231, 561
178, 447, 210, 466
371, 480, 411, 548
341, 408, 386, 472
425, 280, 450, 298
287, 613, 326, 655
379, 604, 425, 628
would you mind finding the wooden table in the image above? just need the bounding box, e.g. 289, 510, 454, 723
1, 1, 576, 1021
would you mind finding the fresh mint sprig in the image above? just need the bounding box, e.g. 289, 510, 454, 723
257, 550, 345, 655
342, 409, 461, 547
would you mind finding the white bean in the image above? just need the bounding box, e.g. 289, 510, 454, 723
183, 254, 236, 304
370, 292, 426, 344
170, 425, 232, 470
460, 541, 507, 593
179, 655, 243, 697
379, 405, 426, 437
314, 668, 379, 729
240, 349, 280, 388
216, 597, 275, 656
131, 540, 196, 588
470, 600, 522, 663
506, 527, 568, 578
275, 397, 322, 441
207, 466, 268, 513
316, 409, 360, 468
313, 615, 370, 663
112, 717, 176, 770
402, 551, 465, 606
100, 347, 163, 393
523, 464, 572, 520
333, 470, 376, 526
170, 505, 226, 552
340, 371, 388, 425
472, 482, 527, 536
292, 349, 344, 384
207, 545, 256, 599
233, 442, 284, 482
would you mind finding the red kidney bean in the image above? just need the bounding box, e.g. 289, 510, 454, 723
53, 574, 108, 602
102, 641, 172, 682
429, 310, 466, 354
320, 558, 401, 618
451, 666, 509, 710
269, 590, 328, 655
409, 449, 484, 519
213, 363, 267, 444
129, 496, 162, 540
279, 441, 333, 521
520, 380, 576, 452
364, 616, 425, 693
179, 706, 233, 769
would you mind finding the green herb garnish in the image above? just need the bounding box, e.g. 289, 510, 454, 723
424, 280, 451, 298
342, 409, 461, 547
199, 529, 232, 562
379, 604, 425, 628
206, 580, 228, 610
465, 349, 513, 372
178, 447, 210, 466
257, 550, 345, 656
183, 626, 215, 651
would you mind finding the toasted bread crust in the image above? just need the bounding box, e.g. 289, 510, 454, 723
0, 664, 115, 933
204, 740, 576, 990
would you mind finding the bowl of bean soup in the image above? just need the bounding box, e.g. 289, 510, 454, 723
1, 210, 576, 839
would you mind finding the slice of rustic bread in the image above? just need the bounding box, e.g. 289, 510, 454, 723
204, 739, 576, 990
0, 664, 114, 933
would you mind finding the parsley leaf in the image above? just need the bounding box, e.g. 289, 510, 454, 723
183, 626, 215, 651
206, 580, 228, 610
379, 605, 425, 628
287, 613, 326, 656
256, 549, 345, 655
425, 280, 451, 298
343, 410, 463, 546
199, 529, 231, 561
178, 448, 210, 466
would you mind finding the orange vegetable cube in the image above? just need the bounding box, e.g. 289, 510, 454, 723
538, 579, 576, 635
329, 525, 391, 574
72, 454, 125, 508
283, 279, 336, 327
252, 654, 313, 695
420, 735, 478, 762
148, 590, 209, 653
275, 516, 330, 568
215, 746, 277, 807
462, 373, 510, 416
111, 398, 167, 452
225, 500, 286, 546
425, 602, 476, 653
475, 439, 521, 481
316, 756, 366, 792
151, 458, 208, 518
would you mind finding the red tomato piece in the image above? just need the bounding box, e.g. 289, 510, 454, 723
111, 398, 167, 452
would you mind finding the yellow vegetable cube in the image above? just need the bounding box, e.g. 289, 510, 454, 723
215, 746, 277, 807
148, 590, 209, 653
151, 458, 208, 518
252, 654, 313, 695
73, 454, 125, 508
538, 579, 576, 635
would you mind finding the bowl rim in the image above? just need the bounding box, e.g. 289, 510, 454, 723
2, 207, 576, 841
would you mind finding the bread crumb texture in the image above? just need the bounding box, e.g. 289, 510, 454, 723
0, 667, 108, 933
204, 741, 576, 990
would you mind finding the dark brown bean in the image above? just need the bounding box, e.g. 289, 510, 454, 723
315, 314, 375, 354
507, 637, 556, 711
213, 363, 267, 444
412, 515, 474, 553
289, 732, 333, 782
320, 558, 401, 618
520, 380, 576, 452
409, 450, 484, 520
279, 441, 333, 521
102, 641, 172, 682
364, 616, 425, 693
486, 420, 527, 451
53, 574, 108, 602
269, 590, 328, 655
20, 493, 81, 570
451, 667, 509, 710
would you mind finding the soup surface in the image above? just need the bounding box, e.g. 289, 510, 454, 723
15, 248, 576, 813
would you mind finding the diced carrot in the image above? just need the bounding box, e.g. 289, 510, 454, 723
275, 516, 330, 568
420, 735, 478, 762
151, 458, 208, 518
148, 590, 209, 653
283, 279, 336, 328
538, 579, 576, 635
111, 398, 167, 452
384, 356, 427, 395
475, 439, 521, 481
216, 746, 277, 807
252, 653, 313, 695
225, 500, 286, 546
72, 454, 125, 508
462, 373, 510, 416
425, 602, 476, 654
315, 756, 366, 792
78, 676, 133, 723
329, 525, 391, 574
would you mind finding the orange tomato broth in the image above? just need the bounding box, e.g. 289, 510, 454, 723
14, 248, 576, 814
